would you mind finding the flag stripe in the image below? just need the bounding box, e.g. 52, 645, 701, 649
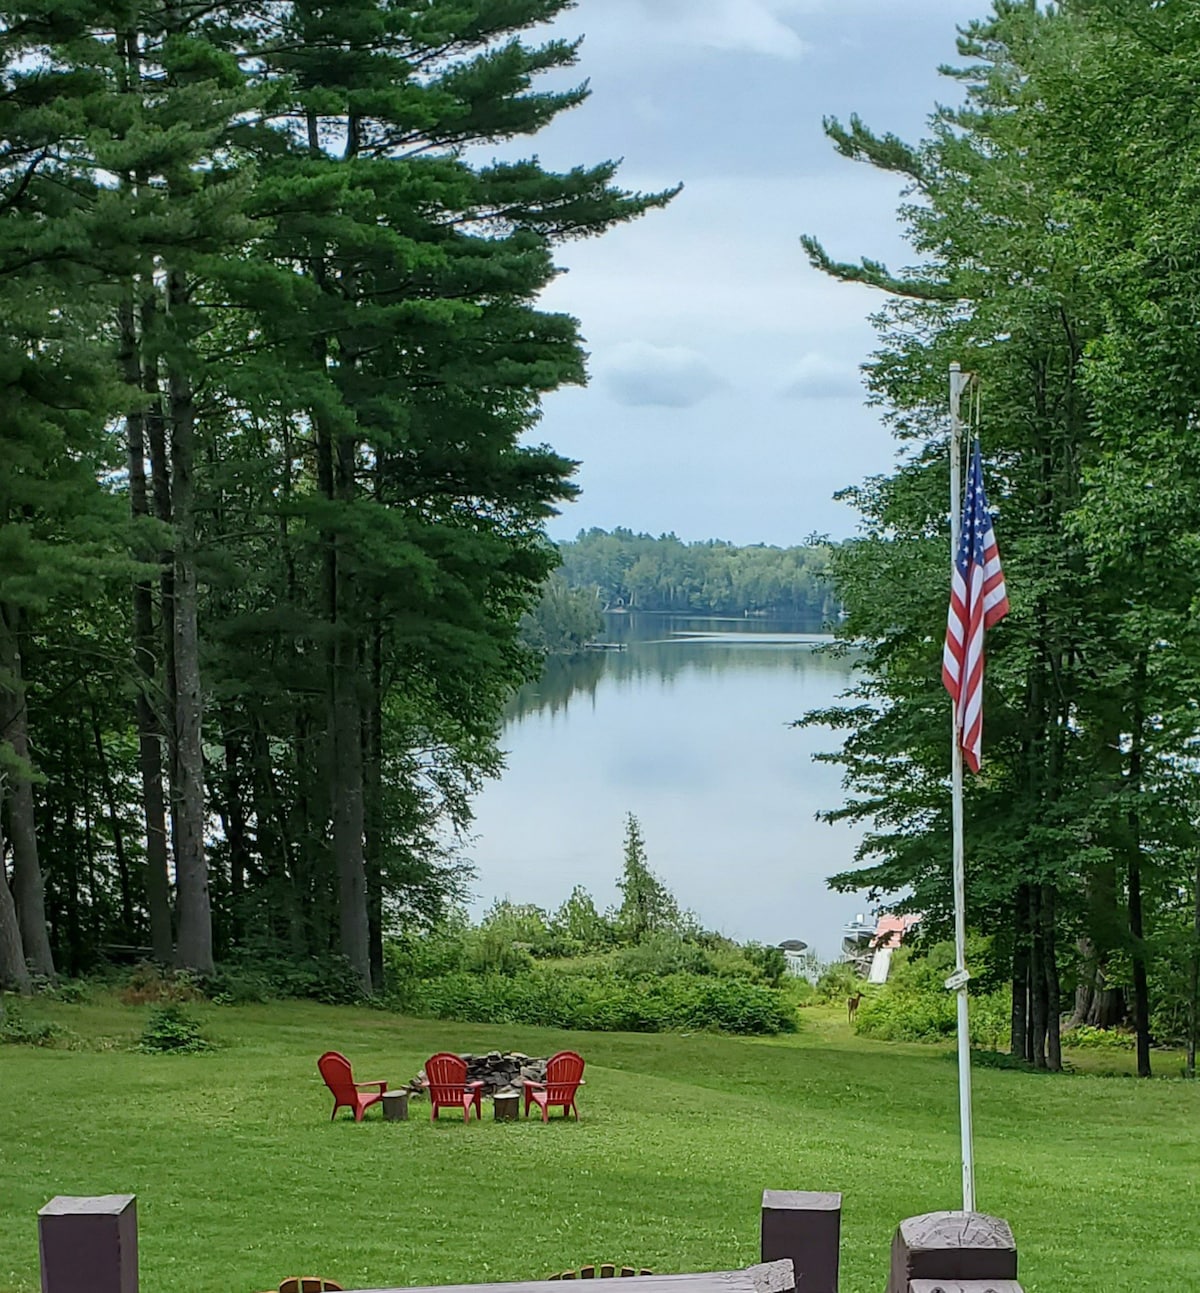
943, 441, 1008, 772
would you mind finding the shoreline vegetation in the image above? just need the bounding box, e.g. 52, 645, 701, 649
519, 531, 840, 654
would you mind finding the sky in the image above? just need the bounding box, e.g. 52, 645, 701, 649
496, 0, 984, 546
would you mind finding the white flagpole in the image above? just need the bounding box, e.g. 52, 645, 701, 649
948, 361, 976, 1213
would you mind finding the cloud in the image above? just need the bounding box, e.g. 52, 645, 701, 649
601, 342, 725, 408
780, 353, 863, 400
563, 0, 813, 62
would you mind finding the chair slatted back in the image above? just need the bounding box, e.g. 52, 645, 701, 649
424, 1051, 470, 1101
544, 1050, 585, 1103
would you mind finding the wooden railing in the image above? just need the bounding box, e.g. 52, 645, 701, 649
34, 1189, 1024, 1293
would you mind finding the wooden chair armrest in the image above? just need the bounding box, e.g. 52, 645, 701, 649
467, 1080, 485, 1090
356, 1080, 388, 1090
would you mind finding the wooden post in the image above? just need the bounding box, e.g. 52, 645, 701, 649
887, 1212, 1017, 1293
39, 1195, 138, 1293
760, 1190, 841, 1293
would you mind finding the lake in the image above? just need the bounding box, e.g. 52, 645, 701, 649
467, 615, 866, 961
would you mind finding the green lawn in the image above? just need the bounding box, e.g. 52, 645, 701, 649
2, 998, 1197, 1293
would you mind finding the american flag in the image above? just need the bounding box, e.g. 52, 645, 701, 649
943, 440, 1009, 772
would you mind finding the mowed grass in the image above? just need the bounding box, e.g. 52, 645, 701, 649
2, 999, 1199, 1293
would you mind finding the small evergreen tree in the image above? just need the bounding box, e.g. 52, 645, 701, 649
617, 814, 680, 944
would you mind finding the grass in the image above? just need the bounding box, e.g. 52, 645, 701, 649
2, 997, 1199, 1293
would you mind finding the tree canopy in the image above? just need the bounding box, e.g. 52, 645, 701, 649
0, 0, 675, 994
804, 0, 1200, 1075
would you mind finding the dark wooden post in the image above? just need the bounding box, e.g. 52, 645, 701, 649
760, 1190, 841, 1293
39, 1195, 138, 1293
887, 1212, 1018, 1293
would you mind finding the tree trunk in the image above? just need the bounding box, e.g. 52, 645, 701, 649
1028, 885, 1047, 1069
90, 701, 135, 941
332, 595, 370, 991
0, 791, 31, 993
1128, 656, 1152, 1078
307, 189, 369, 988
0, 607, 55, 979
1010, 886, 1030, 1060
1188, 853, 1200, 1079
1042, 883, 1062, 1072
166, 269, 212, 975
0, 860, 30, 993
1128, 851, 1152, 1078
364, 622, 385, 990
121, 291, 174, 962
223, 727, 249, 946
1068, 936, 1096, 1030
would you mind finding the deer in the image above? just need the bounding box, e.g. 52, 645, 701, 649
847, 991, 863, 1024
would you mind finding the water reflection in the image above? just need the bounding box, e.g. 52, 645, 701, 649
471, 616, 864, 959
510, 616, 850, 723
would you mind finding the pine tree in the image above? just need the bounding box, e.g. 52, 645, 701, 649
617, 814, 680, 944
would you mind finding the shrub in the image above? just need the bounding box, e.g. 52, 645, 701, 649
120, 962, 204, 1005
463, 924, 536, 977
198, 953, 364, 1005
139, 1004, 212, 1053
815, 960, 861, 1004
402, 967, 797, 1036
613, 932, 711, 979
742, 943, 788, 988
384, 925, 468, 987
0, 1003, 69, 1047
1061, 1024, 1135, 1051
43, 978, 91, 1004
852, 952, 1011, 1048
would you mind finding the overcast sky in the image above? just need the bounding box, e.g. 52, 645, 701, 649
499, 0, 982, 546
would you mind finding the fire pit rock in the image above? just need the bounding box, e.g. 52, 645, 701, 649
408, 1051, 548, 1098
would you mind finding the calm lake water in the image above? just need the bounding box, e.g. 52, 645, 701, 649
467, 616, 866, 961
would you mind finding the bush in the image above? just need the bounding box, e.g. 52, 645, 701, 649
1061, 1024, 1135, 1051
139, 1004, 212, 1053
402, 967, 797, 1036
120, 962, 204, 1005
613, 932, 711, 979
815, 960, 861, 1004
198, 953, 365, 1005
0, 1003, 70, 1047
742, 943, 788, 988
43, 978, 91, 1004
851, 948, 1011, 1048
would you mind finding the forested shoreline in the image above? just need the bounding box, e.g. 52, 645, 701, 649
556, 528, 839, 619
0, 1, 674, 994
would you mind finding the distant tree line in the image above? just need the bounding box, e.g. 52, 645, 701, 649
555, 528, 840, 619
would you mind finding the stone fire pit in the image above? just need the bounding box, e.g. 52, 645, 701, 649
409, 1051, 547, 1097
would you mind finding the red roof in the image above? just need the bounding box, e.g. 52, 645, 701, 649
872, 913, 919, 950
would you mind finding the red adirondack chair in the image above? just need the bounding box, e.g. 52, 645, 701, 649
317, 1051, 388, 1122
524, 1050, 585, 1122
422, 1052, 484, 1122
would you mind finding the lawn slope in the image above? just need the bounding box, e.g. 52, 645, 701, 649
1, 1000, 1197, 1293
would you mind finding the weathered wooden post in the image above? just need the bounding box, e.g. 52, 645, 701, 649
39, 1195, 138, 1293
760, 1190, 841, 1293
887, 1212, 1021, 1293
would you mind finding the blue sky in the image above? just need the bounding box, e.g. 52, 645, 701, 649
503, 0, 982, 545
